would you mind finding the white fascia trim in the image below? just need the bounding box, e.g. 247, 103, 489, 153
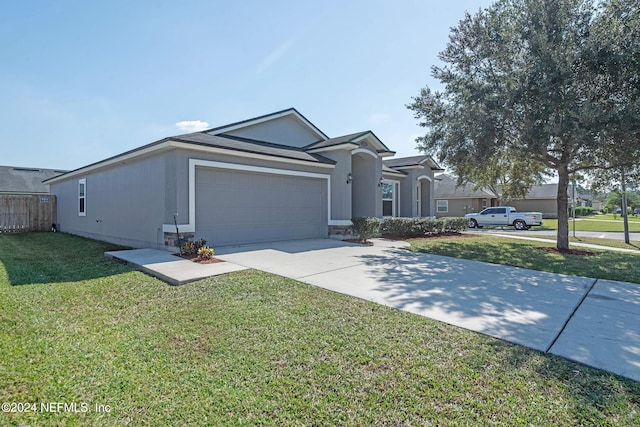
162, 159, 340, 233
207, 110, 328, 141
417, 174, 433, 182
382, 171, 406, 178
307, 142, 358, 153
378, 151, 396, 158
351, 147, 378, 159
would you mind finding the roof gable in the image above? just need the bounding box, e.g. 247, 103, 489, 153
206, 108, 328, 148
306, 130, 395, 156
383, 155, 443, 171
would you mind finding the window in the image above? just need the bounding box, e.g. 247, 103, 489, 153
496, 207, 506, 214
382, 181, 399, 217
437, 200, 448, 213
78, 179, 86, 216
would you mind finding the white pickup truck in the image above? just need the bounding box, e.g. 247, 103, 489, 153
466, 206, 543, 230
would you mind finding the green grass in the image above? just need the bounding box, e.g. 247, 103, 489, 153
1, 233, 639, 425
592, 214, 640, 222
410, 235, 640, 284
540, 218, 640, 232
569, 236, 640, 251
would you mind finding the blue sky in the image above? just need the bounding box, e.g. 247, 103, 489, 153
1, 0, 494, 170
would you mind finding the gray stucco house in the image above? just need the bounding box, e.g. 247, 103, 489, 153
45, 108, 442, 249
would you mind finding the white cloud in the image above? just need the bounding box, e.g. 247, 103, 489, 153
256, 39, 295, 73
175, 120, 210, 132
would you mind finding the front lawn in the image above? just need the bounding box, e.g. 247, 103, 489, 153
540, 218, 640, 232
410, 234, 640, 284
1, 233, 639, 425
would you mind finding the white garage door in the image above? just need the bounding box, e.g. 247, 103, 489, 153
195, 168, 327, 246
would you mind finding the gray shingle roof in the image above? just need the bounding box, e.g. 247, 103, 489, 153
525, 183, 558, 199
434, 174, 498, 199
304, 132, 368, 150
171, 133, 336, 165
0, 166, 67, 194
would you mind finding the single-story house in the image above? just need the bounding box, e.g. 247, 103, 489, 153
0, 165, 66, 195
509, 183, 559, 218
433, 174, 499, 217
45, 108, 443, 249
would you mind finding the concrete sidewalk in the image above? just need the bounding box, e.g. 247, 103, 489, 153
105, 248, 247, 285
106, 239, 640, 382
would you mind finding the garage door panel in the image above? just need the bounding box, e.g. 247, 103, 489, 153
195, 168, 326, 246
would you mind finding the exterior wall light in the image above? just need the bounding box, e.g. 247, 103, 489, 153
378, 177, 384, 187
347, 172, 353, 184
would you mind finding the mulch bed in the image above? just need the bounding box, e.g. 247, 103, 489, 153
174, 253, 226, 264
538, 247, 596, 256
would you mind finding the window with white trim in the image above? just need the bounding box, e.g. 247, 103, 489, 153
78, 179, 86, 216
382, 182, 395, 216
437, 200, 448, 213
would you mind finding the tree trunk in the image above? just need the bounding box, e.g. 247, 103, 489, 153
556, 167, 570, 250
621, 169, 630, 244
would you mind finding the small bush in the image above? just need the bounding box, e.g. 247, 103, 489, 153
197, 246, 215, 260
181, 238, 208, 255
351, 217, 380, 241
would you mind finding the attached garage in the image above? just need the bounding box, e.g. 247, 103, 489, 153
194, 166, 328, 246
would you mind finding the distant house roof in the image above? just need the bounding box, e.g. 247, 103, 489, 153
524, 183, 558, 199
384, 155, 444, 172
434, 174, 498, 199
0, 166, 67, 195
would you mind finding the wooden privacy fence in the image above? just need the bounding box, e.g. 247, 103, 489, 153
0, 195, 56, 233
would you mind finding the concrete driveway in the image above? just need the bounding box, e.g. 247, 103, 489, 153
217, 238, 640, 382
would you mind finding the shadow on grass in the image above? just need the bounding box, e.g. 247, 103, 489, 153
0, 232, 131, 286
485, 339, 640, 422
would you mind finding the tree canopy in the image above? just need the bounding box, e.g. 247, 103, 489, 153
408, 0, 640, 249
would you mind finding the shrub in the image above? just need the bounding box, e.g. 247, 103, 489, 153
197, 246, 215, 260
441, 217, 468, 233
381, 217, 468, 238
351, 217, 380, 241
381, 217, 421, 237
574, 206, 594, 217
181, 238, 208, 255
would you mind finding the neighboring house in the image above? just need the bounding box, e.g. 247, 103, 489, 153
433, 174, 499, 217
0, 165, 66, 195
510, 183, 559, 218
45, 108, 442, 249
